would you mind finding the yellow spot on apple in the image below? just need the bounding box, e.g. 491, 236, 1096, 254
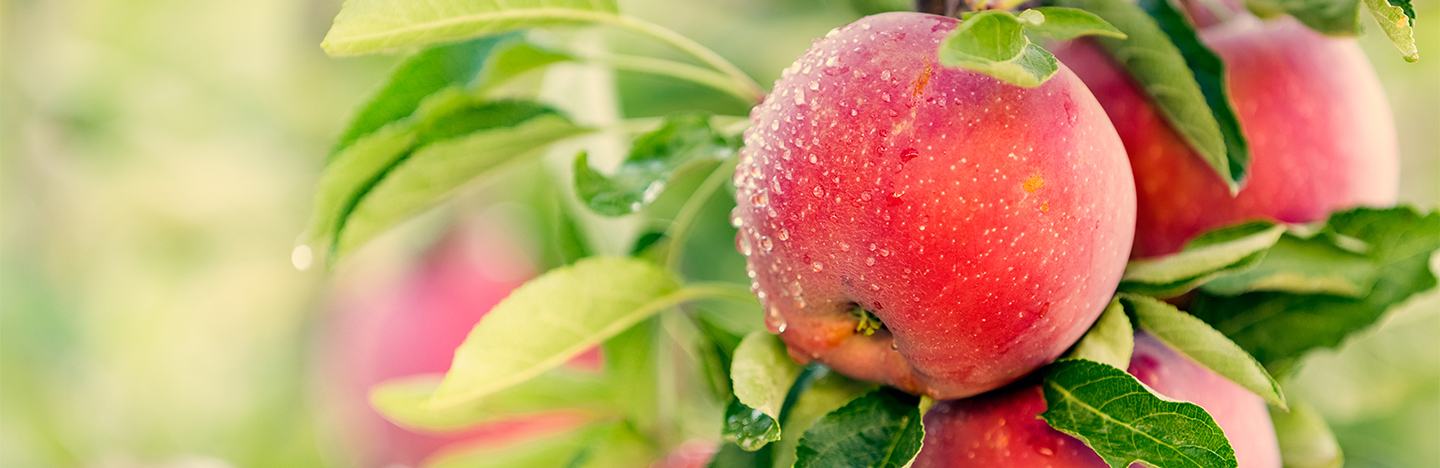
1023, 175, 1044, 193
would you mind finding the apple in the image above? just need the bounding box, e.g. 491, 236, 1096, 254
316, 225, 594, 466
914, 333, 1281, 467
732, 12, 1137, 399
1055, 17, 1397, 257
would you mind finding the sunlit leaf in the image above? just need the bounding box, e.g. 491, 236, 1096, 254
1065, 297, 1133, 369
1041, 359, 1237, 468
1122, 294, 1285, 408
323, 0, 621, 56
432, 257, 679, 408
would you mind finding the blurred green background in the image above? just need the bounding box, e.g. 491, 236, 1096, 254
2, 0, 1436, 466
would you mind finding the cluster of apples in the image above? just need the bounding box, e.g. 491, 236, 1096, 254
317, 8, 1394, 468
732, 9, 1393, 468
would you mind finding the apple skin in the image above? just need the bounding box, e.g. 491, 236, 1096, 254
733, 12, 1136, 399
318, 227, 593, 466
1055, 17, 1397, 258
914, 334, 1281, 467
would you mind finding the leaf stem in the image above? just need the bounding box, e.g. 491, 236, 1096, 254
601, 14, 765, 103
665, 157, 739, 273
578, 52, 759, 103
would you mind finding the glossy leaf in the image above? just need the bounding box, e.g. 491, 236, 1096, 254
1121, 222, 1285, 297
794, 388, 923, 468
723, 398, 782, 452
1122, 294, 1286, 408
330, 36, 511, 155
322, 0, 621, 56
1190, 207, 1440, 374
1058, 0, 1250, 189
940, 11, 1059, 88
724, 332, 803, 451
1041, 359, 1237, 468
772, 370, 875, 468
1066, 297, 1134, 369
432, 257, 679, 408
334, 112, 588, 257
305, 95, 580, 262
1023, 7, 1128, 41
1201, 231, 1379, 297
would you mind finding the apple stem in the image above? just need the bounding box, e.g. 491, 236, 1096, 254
915, 0, 961, 15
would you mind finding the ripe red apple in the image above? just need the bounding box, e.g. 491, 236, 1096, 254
316, 225, 593, 466
733, 12, 1137, 399
914, 334, 1281, 467
1055, 17, 1398, 257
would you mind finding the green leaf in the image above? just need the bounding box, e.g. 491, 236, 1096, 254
1023, 7, 1129, 41
731, 332, 803, 418
602, 318, 661, 432
708, 443, 763, 468
724, 332, 803, 451
1271, 401, 1343, 468
772, 370, 875, 468
426, 425, 602, 468
334, 111, 588, 258
1189, 207, 1440, 374
1364, 0, 1420, 62
369, 370, 611, 432
794, 388, 924, 468
303, 95, 586, 262
1058, 0, 1250, 189
427, 423, 653, 468
1121, 222, 1285, 297
1041, 359, 1238, 468
939, 11, 1059, 88
1066, 297, 1134, 369
1201, 231, 1379, 297
574, 114, 738, 216
432, 257, 679, 409
724, 399, 782, 452
329, 35, 573, 158
472, 39, 575, 94
331, 36, 510, 155
1243, 0, 1362, 34
322, 0, 621, 56
1121, 294, 1286, 408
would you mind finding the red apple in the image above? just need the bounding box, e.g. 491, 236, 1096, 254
733, 12, 1137, 399
1055, 17, 1397, 258
914, 334, 1281, 467
316, 225, 594, 466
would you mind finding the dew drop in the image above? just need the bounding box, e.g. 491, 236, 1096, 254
899, 147, 919, 163
866, 257, 876, 266
761, 236, 774, 252
778, 228, 790, 241
290, 245, 313, 271
811, 261, 824, 272
812, 186, 825, 198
